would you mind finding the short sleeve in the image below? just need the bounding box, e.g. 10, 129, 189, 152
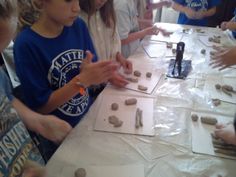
14, 39, 52, 109
0, 67, 14, 101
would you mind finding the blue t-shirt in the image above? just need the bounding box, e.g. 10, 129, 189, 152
0, 91, 44, 177
232, 8, 236, 38
14, 18, 98, 127
174, 0, 220, 26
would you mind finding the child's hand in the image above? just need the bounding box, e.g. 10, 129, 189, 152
162, 0, 172, 8
184, 7, 197, 19
79, 51, 118, 87
194, 10, 206, 19
221, 21, 228, 31
143, 26, 159, 36
109, 72, 129, 88
116, 52, 133, 74
210, 46, 236, 70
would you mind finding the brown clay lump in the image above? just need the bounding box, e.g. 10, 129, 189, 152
138, 85, 148, 91
111, 103, 119, 111
135, 108, 143, 128
126, 77, 139, 83
201, 116, 218, 125
191, 114, 199, 121
134, 70, 141, 77
108, 115, 123, 127
146, 72, 152, 78
75, 168, 86, 177
125, 98, 137, 105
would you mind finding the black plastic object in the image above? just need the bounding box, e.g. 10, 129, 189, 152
166, 42, 192, 79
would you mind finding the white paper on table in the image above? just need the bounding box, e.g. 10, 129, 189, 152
60, 164, 145, 177
94, 94, 155, 136
150, 32, 183, 43
198, 32, 233, 47
204, 76, 236, 104
120, 63, 163, 95
191, 112, 235, 160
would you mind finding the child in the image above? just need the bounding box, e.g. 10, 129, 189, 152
114, 0, 159, 58
172, 0, 220, 26
0, 0, 71, 176
14, 0, 119, 128
79, 0, 132, 87
221, 8, 236, 39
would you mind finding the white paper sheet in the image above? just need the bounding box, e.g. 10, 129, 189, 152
119, 62, 163, 94
60, 164, 145, 177
191, 112, 235, 160
94, 94, 155, 136
150, 32, 183, 43
204, 76, 236, 104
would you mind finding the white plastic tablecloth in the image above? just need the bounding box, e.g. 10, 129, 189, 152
46, 23, 236, 177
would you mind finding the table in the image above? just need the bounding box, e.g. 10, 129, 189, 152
46, 23, 236, 177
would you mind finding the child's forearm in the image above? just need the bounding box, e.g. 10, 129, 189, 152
37, 77, 81, 114
172, 2, 188, 14
226, 22, 236, 31
202, 7, 216, 17
121, 31, 146, 45
12, 98, 41, 132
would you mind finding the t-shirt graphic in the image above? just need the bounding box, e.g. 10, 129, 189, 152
0, 92, 44, 177
185, 0, 208, 11
48, 49, 89, 117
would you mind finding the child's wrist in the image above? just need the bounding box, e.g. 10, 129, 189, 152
71, 75, 87, 95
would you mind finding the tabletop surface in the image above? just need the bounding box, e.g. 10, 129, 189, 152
46, 23, 236, 177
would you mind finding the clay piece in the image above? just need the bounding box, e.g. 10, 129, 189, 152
111, 103, 119, 111
208, 36, 221, 44
172, 48, 176, 54
138, 85, 148, 91
191, 114, 199, 121
215, 84, 221, 90
126, 77, 139, 83
200, 49, 206, 55
134, 70, 141, 77
222, 87, 233, 97
212, 99, 221, 106
125, 98, 137, 105
108, 115, 123, 127
135, 108, 143, 128
75, 168, 86, 177
195, 28, 205, 33
222, 85, 234, 92
200, 116, 218, 125
166, 42, 173, 49
146, 72, 152, 78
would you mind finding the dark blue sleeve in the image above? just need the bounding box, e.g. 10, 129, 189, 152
75, 18, 98, 63
14, 34, 52, 109
208, 0, 221, 8
173, 0, 185, 5
0, 67, 14, 101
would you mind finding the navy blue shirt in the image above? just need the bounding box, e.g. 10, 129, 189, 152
232, 8, 236, 38
14, 18, 97, 127
174, 0, 220, 26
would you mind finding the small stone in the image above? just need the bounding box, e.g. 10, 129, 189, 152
201, 49, 206, 54
201, 116, 218, 125
111, 103, 119, 111
138, 85, 148, 91
166, 42, 173, 49
172, 48, 176, 54
146, 72, 152, 78
134, 70, 141, 77
215, 84, 221, 90
212, 99, 221, 106
75, 168, 86, 177
191, 114, 199, 121
125, 98, 137, 105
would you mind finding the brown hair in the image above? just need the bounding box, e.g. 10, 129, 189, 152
0, 0, 17, 20
79, 0, 116, 36
17, 0, 40, 31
